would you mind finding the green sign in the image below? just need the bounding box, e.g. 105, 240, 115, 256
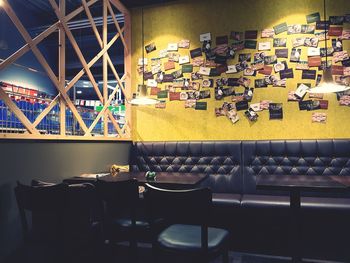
95, 105, 125, 113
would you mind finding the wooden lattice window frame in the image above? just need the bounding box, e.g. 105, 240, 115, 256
0, 0, 132, 141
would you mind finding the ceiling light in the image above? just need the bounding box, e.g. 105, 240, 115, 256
77, 90, 82, 94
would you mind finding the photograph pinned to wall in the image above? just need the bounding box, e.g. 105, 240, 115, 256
227, 78, 239, 86
216, 78, 228, 86
342, 59, 350, 67
244, 40, 257, 49
245, 30, 258, 39
312, 113, 327, 123
178, 39, 190, 49
274, 61, 288, 73
251, 60, 264, 71
273, 78, 287, 87
292, 37, 306, 48
216, 35, 228, 45
230, 31, 244, 41
232, 93, 244, 102
288, 24, 302, 34
232, 40, 245, 51
344, 67, 350, 76
191, 82, 201, 91
182, 78, 191, 89
198, 90, 211, 100
157, 90, 168, 99
258, 65, 273, 75
332, 39, 343, 52
274, 22, 288, 34
314, 31, 329, 41
190, 47, 202, 58
238, 76, 251, 87
227, 110, 240, 124
258, 42, 271, 51
280, 68, 294, 79
331, 65, 345, 75
261, 29, 275, 38
329, 27, 343, 37
195, 101, 207, 110
290, 48, 301, 62
304, 37, 319, 48
316, 74, 322, 86
341, 29, 350, 40
169, 91, 181, 101
167, 52, 180, 62
255, 79, 268, 88
334, 75, 350, 86
260, 100, 271, 110
184, 99, 196, 108
200, 32, 211, 42
320, 47, 334, 57
245, 108, 259, 122
295, 83, 311, 99
301, 24, 315, 34
143, 71, 153, 80
138, 58, 148, 66
254, 52, 266, 61
191, 72, 203, 81
158, 49, 168, 58
275, 48, 289, 58
179, 55, 190, 65
243, 67, 256, 76
179, 91, 189, 101
202, 40, 212, 53
263, 55, 277, 65
145, 42, 156, 53
329, 16, 344, 25
302, 69, 317, 79
345, 14, 350, 23
147, 79, 158, 88
243, 87, 254, 102
288, 91, 301, 101
306, 12, 320, 24
172, 69, 183, 79
339, 95, 350, 106
250, 103, 263, 112
198, 67, 211, 76
164, 61, 175, 71
269, 103, 283, 119
316, 20, 330, 30
295, 61, 309, 70
165, 84, 176, 92
308, 56, 322, 67
202, 79, 214, 88
239, 53, 252, 62
167, 43, 178, 51
273, 38, 287, 47
163, 74, 174, 83
309, 92, 324, 99
192, 57, 205, 67
236, 100, 249, 111
155, 100, 166, 109
226, 65, 238, 74
319, 60, 332, 70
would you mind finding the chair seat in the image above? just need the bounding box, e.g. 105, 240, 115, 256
212, 193, 241, 208
157, 224, 229, 254
241, 194, 289, 209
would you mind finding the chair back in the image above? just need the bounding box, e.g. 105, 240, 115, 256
144, 184, 212, 250
95, 178, 139, 220
14, 182, 68, 241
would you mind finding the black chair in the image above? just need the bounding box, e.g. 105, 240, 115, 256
14, 181, 68, 263
144, 183, 230, 263
95, 178, 150, 261
15, 180, 100, 263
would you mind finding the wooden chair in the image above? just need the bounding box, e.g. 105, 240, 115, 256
144, 183, 230, 263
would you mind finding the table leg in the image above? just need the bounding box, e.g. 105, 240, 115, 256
290, 190, 301, 263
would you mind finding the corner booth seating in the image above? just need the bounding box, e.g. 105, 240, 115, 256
130, 140, 350, 261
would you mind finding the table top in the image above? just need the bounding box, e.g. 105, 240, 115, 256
256, 175, 348, 192
64, 171, 208, 187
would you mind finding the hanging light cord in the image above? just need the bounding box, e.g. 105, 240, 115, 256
324, 0, 328, 68
142, 8, 145, 86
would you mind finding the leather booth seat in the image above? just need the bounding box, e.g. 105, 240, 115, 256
131, 140, 350, 260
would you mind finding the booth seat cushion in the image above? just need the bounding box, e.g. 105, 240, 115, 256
242, 140, 350, 196
212, 193, 241, 208
241, 194, 290, 209
131, 141, 242, 193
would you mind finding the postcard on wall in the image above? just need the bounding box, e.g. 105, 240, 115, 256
288, 24, 302, 34
258, 65, 273, 75
345, 14, 350, 23
163, 74, 174, 83
263, 55, 277, 65
309, 92, 324, 99
226, 65, 237, 74
316, 20, 330, 30
296, 61, 309, 70
190, 47, 202, 59
274, 61, 287, 73
269, 103, 283, 120
312, 113, 327, 123
280, 68, 294, 79
250, 103, 263, 112
179, 56, 190, 65
151, 64, 162, 75
216, 35, 228, 45
273, 38, 287, 47
202, 79, 214, 88
145, 42, 156, 53
307, 47, 320, 57
156, 100, 166, 109
178, 39, 190, 49
245, 30, 258, 39
150, 87, 161, 95
255, 79, 267, 88
200, 32, 211, 42
300, 24, 315, 34
295, 83, 310, 98
292, 37, 306, 48
195, 101, 207, 110
236, 100, 249, 111
275, 48, 289, 58
273, 78, 287, 87
332, 39, 343, 52
343, 59, 350, 67
192, 57, 204, 67
143, 71, 153, 80
308, 56, 322, 67
306, 12, 320, 24
328, 27, 343, 36
147, 79, 158, 88
274, 22, 288, 35
320, 47, 334, 57
314, 31, 329, 41
227, 78, 239, 86
251, 60, 264, 71
198, 67, 211, 76
191, 72, 202, 81
288, 91, 300, 101
330, 16, 344, 25
164, 61, 175, 71
341, 29, 350, 40
209, 68, 220, 77
258, 42, 271, 51
302, 69, 317, 79
167, 52, 180, 62
169, 92, 181, 101
172, 69, 183, 79
331, 65, 344, 75
344, 67, 350, 76
244, 40, 257, 49
167, 43, 178, 51
304, 37, 319, 48
243, 67, 256, 76
316, 74, 322, 85
232, 40, 245, 51
182, 64, 193, 73
339, 95, 350, 106
230, 31, 243, 41
261, 29, 275, 38
239, 53, 251, 62
157, 90, 168, 99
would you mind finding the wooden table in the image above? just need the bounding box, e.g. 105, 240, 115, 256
63, 171, 208, 189
257, 175, 348, 263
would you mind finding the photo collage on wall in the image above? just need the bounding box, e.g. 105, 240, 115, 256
137, 12, 350, 124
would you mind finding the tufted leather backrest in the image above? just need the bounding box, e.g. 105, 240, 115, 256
131, 141, 242, 193
242, 140, 350, 195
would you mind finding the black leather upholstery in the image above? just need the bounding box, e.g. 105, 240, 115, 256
131, 141, 242, 193
157, 224, 229, 253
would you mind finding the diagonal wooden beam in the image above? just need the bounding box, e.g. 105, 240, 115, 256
0, 89, 39, 134
109, 0, 129, 16
82, 0, 128, 100
107, 1, 128, 54
59, 0, 66, 136
103, 0, 108, 136
0, 0, 99, 72
2, 0, 90, 135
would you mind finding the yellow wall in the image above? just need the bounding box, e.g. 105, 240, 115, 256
131, 0, 350, 141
